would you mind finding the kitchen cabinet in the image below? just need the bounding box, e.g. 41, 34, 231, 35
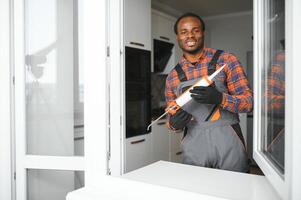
169, 131, 184, 163
124, 0, 151, 50
125, 134, 152, 173
152, 11, 176, 44
151, 119, 183, 164
124, 0, 151, 173
151, 119, 170, 162
151, 10, 181, 74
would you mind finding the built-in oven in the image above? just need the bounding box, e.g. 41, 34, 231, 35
125, 46, 151, 138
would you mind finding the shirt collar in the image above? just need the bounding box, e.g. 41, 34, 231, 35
179, 47, 208, 66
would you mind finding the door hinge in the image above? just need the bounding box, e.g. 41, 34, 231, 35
107, 46, 110, 57
120, 116, 122, 126
12, 76, 15, 85
106, 151, 111, 175
107, 151, 111, 161
14, 172, 16, 180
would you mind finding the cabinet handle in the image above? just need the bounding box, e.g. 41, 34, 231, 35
129, 42, 145, 47
131, 139, 145, 144
157, 121, 166, 126
74, 124, 84, 128
176, 151, 182, 155
74, 136, 84, 141
159, 36, 170, 41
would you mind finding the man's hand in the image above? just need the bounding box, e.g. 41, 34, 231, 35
169, 108, 192, 130
190, 85, 223, 105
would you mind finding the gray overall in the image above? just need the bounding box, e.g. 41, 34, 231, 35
176, 51, 249, 172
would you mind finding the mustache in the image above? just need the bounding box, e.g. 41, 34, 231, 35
185, 39, 197, 42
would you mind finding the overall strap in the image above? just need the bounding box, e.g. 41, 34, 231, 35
208, 49, 223, 75
175, 49, 224, 81
174, 63, 188, 138
175, 63, 187, 82
205, 49, 223, 121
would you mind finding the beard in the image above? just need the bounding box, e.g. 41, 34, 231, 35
178, 39, 204, 55
183, 46, 203, 54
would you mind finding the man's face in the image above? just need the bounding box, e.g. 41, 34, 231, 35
176, 16, 204, 55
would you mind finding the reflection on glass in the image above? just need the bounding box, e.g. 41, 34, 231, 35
25, 0, 84, 156
27, 169, 84, 200
261, 0, 285, 174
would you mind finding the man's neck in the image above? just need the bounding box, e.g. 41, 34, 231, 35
183, 48, 204, 63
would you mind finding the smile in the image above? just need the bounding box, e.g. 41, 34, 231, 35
186, 40, 196, 47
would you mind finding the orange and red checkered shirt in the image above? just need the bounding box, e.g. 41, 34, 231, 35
165, 47, 253, 115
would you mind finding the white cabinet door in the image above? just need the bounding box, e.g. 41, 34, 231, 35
152, 12, 175, 43
151, 120, 170, 162
125, 134, 152, 173
124, 0, 151, 50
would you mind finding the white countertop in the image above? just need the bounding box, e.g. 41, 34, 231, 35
67, 161, 280, 200
124, 161, 280, 200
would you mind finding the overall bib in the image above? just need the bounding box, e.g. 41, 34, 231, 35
175, 50, 249, 172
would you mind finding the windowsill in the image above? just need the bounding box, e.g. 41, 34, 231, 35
67, 161, 280, 200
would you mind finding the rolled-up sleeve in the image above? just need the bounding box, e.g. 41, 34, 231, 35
220, 54, 253, 113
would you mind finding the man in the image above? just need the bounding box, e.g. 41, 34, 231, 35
165, 13, 253, 172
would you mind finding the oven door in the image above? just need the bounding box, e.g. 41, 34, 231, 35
126, 83, 151, 138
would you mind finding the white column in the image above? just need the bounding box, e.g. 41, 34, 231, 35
81, 0, 107, 186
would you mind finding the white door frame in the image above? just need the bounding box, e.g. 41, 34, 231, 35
0, 0, 14, 199
13, 1, 85, 199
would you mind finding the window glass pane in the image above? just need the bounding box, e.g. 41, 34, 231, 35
261, 0, 285, 174
27, 169, 84, 200
24, 0, 84, 156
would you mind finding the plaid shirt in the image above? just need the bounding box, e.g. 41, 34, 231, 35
165, 47, 253, 116
266, 52, 285, 111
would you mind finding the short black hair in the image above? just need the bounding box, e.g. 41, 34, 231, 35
174, 12, 205, 34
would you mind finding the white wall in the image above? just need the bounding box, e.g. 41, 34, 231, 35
0, 0, 13, 199
204, 12, 253, 70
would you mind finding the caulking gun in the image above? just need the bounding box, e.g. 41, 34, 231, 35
147, 64, 226, 131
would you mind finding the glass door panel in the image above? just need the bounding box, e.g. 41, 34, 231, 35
24, 0, 84, 156
27, 169, 84, 200
260, 0, 285, 175
15, 0, 85, 199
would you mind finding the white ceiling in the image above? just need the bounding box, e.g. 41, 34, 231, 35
152, 0, 253, 18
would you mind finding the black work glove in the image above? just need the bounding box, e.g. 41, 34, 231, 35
169, 108, 192, 130
190, 85, 223, 105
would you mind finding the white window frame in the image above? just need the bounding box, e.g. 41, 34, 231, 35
0, 0, 14, 199
5, 0, 300, 199
13, 0, 85, 199
253, 0, 301, 199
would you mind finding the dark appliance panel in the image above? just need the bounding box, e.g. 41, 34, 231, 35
153, 39, 174, 73
126, 46, 151, 81
125, 47, 151, 138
